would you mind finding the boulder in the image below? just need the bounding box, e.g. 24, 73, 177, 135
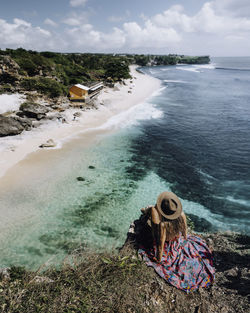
46, 112, 63, 121
19, 102, 49, 120
39, 139, 56, 148
73, 112, 82, 117
0, 115, 25, 136
0, 267, 10, 280
14, 116, 32, 130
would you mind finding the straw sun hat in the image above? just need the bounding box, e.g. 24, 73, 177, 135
156, 191, 182, 220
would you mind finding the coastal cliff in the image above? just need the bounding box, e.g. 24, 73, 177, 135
0, 230, 249, 313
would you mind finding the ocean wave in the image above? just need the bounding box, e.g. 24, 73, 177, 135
97, 101, 164, 130
225, 196, 250, 207
215, 67, 250, 72
149, 69, 158, 75
195, 64, 216, 70
197, 169, 217, 182
177, 64, 216, 73
151, 86, 167, 97
176, 67, 201, 73
164, 79, 188, 83
181, 198, 226, 229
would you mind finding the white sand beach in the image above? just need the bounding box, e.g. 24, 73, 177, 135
0, 66, 161, 182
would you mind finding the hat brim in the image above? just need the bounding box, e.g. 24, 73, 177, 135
156, 191, 182, 220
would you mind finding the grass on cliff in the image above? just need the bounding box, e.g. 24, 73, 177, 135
0, 247, 156, 313
1, 233, 250, 313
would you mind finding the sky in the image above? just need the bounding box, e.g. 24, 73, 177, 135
0, 0, 250, 56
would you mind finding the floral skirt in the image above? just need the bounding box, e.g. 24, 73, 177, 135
138, 235, 215, 293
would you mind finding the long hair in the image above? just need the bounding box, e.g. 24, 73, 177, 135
164, 212, 187, 241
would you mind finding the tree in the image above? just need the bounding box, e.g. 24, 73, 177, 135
104, 59, 130, 81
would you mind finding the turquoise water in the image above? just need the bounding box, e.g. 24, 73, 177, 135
0, 96, 170, 268
1, 57, 250, 269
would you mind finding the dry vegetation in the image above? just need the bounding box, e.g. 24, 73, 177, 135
0, 229, 249, 313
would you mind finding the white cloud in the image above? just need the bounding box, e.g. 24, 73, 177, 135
152, 5, 194, 32
69, 0, 87, 8
66, 24, 125, 50
1, 1, 250, 55
123, 20, 181, 49
0, 18, 51, 48
152, 2, 250, 35
44, 18, 58, 27
49, 1, 250, 54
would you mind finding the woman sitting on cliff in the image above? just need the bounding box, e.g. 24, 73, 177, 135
138, 191, 215, 293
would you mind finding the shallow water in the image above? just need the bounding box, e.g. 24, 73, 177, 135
0, 57, 250, 269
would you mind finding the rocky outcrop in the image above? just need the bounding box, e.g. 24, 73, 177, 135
39, 139, 56, 148
123, 216, 250, 313
0, 56, 20, 76
0, 56, 20, 87
18, 102, 50, 120
0, 115, 32, 137
0, 268, 10, 280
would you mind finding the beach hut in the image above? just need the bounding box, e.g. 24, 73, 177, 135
69, 82, 103, 103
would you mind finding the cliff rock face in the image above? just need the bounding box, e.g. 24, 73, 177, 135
0, 56, 20, 86
0, 115, 32, 137
0, 56, 20, 75
123, 216, 250, 313
18, 102, 50, 120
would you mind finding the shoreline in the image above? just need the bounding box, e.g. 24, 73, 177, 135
0, 66, 161, 182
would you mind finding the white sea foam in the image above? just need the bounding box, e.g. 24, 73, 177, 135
97, 101, 164, 130
164, 79, 188, 83
149, 69, 158, 75
225, 196, 250, 207
151, 86, 166, 97
177, 67, 201, 73
195, 63, 216, 70
0, 93, 26, 114
181, 198, 227, 230
197, 169, 217, 184
177, 64, 216, 73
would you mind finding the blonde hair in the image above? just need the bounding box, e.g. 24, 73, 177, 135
164, 212, 187, 241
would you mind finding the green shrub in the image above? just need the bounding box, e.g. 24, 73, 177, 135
20, 77, 67, 98
0, 83, 12, 93
15, 58, 38, 76
104, 59, 130, 81
0, 73, 18, 84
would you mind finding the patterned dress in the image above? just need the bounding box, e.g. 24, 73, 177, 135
138, 234, 215, 293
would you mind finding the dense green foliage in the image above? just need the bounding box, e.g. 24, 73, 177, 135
20, 77, 67, 98
104, 59, 131, 80
178, 55, 210, 64
0, 48, 210, 98
133, 54, 210, 66
0, 48, 132, 97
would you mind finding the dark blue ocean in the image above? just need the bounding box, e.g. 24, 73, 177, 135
138, 57, 250, 233
0, 57, 249, 268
